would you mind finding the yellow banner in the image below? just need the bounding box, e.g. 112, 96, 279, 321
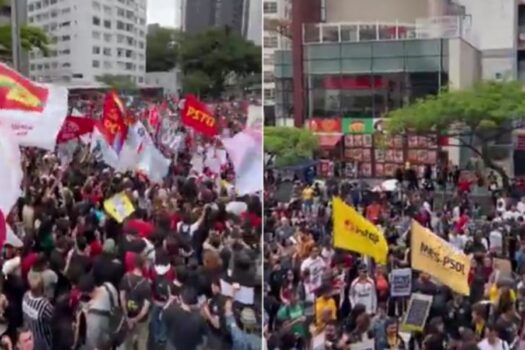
411, 220, 471, 295
103, 192, 135, 223
332, 197, 388, 264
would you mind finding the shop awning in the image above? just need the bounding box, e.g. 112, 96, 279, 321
318, 134, 342, 148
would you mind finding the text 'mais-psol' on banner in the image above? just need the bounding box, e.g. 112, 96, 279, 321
411, 220, 471, 296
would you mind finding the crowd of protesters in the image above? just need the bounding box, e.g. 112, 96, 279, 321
263, 162, 525, 350
0, 95, 262, 350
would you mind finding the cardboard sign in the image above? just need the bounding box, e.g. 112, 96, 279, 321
351, 339, 375, 350
103, 192, 135, 223
390, 268, 412, 297
401, 293, 433, 332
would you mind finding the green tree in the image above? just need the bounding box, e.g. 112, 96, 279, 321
96, 74, 138, 91
179, 27, 261, 97
387, 80, 525, 189
146, 26, 179, 72
0, 0, 50, 57
264, 126, 318, 167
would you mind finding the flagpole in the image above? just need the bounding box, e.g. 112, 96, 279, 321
10, 0, 21, 72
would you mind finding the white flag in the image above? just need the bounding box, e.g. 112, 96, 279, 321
221, 128, 263, 195
0, 128, 23, 215
0, 63, 68, 150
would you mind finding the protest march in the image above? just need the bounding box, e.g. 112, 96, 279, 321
263, 165, 525, 350
0, 62, 262, 350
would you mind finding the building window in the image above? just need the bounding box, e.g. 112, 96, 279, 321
50, 0, 57, 4
104, 20, 111, 29
92, 60, 100, 68
117, 21, 125, 30
61, 7, 71, 14
103, 6, 112, 15
263, 1, 278, 14
35, 2, 42, 10
264, 54, 274, 66
104, 33, 112, 42
104, 61, 112, 69
62, 63, 71, 68
117, 35, 125, 43
92, 31, 101, 39
92, 46, 100, 54
50, 10, 58, 17
93, 1, 101, 10
72, 74, 84, 79
125, 62, 134, 71
264, 71, 274, 83
264, 36, 278, 48
62, 35, 70, 41
60, 49, 71, 55
103, 48, 111, 56
29, 4, 34, 12
264, 88, 275, 100
60, 21, 71, 27
117, 8, 125, 17
92, 16, 101, 26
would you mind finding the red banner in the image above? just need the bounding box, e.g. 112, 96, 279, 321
56, 116, 94, 144
101, 91, 128, 153
182, 95, 218, 137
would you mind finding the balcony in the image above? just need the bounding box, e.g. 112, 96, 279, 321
303, 16, 463, 44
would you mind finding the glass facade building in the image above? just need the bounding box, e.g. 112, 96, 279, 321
275, 38, 450, 122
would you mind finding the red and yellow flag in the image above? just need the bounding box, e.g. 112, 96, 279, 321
181, 95, 218, 137
101, 91, 128, 154
0, 64, 49, 113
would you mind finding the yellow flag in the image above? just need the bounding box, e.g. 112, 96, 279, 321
332, 197, 388, 264
411, 220, 471, 295
103, 192, 135, 223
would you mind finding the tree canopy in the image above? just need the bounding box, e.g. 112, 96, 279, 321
264, 127, 318, 167
146, 26, 179, 72
387, 80, 525, 187
96, 74, 137, 91
178, 27, 261, 97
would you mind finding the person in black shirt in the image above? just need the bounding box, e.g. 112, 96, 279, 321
119, 254, 152, 350
444, 294, 472, 340
92, 239, 123, 287
163, 287, 209, 350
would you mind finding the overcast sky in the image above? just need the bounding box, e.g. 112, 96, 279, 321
147, 0, 181, 27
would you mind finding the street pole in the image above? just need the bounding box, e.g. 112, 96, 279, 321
10, 0, 21, 72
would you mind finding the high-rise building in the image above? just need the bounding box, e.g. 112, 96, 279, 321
27, 0, 148, 84
263, 0, 291, 126
182, 0, 250, 39
246, 0, 261, 45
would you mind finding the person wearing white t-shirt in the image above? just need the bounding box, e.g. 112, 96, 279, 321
478, 324, 510, 350
518, 197, 525, 214
300, 248, 326, 289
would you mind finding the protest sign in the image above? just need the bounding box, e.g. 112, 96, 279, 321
351, 339, 375, 350
390, 268, 412, 297
219, 279, 254, 304
332, 197, 388, 264
411, 220, 471, 295
103, 192, 135, 223
401, 293, 433, 332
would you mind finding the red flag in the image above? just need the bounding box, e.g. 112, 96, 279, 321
101, 91, 128, 154
0, 210, 6, 248
148, 105, 160, 129
56, 116, 94, 144
181, 95, 218, 137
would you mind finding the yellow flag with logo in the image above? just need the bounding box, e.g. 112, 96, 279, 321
103, 192, 135, 223
411, 220, 470, 295
332, 197, 388, 264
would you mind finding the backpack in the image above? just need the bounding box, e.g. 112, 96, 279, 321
88, 283, 129, 347
154, 273, 172, 302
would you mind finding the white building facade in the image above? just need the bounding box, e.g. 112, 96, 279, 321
27, 0, 148, 84
263, 0, 291, 125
